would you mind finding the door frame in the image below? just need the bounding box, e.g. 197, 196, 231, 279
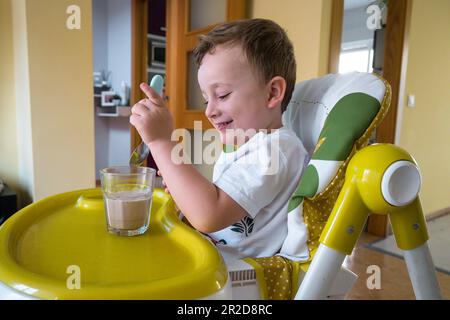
328, 0, 344, 73
328, 0, 413, 237
130, 0, 148, 163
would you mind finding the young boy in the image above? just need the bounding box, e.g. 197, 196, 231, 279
130, 19, 308, 262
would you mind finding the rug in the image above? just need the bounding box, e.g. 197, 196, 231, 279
366, 214, 450, 275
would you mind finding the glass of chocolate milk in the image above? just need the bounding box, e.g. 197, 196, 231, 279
100, 166, 155, 236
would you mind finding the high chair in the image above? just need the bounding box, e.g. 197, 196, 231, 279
227, 72, 442, 300
0, 72, 441, 300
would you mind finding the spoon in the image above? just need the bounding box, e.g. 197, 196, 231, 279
129, 75, 164, 167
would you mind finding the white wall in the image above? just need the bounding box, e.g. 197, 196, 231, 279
92, 0, 131, 94
94, 110, 109, 178
107, 0, 131, 92
92, 0, 108, 72
92, 0, 131, 179
108, 119, 132, 166
342, 6, 375, 49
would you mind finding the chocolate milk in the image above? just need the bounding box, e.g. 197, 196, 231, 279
104, 190, 152, 230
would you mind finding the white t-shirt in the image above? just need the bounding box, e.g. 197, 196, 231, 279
206, 127, 308, 263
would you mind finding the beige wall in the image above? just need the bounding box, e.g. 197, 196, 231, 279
0, 0, 20, 194
398, 0, 450, 215
1, 0, 95, 206
250, 0, 332, 81
26, 0, 96, 200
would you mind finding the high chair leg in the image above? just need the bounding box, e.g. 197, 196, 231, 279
389, 198, 442, 299
294, 244, 346, 300
403, 242, 442, 300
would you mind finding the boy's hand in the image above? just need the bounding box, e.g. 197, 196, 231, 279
130, 83, 174, 145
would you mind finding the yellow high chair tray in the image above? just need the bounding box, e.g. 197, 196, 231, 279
0, 189, 228, 300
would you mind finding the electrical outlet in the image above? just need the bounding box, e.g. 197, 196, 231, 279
407, 94, 415, 108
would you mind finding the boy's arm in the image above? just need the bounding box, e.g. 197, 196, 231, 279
148, 139, 248, 233
130, 82, 247, 233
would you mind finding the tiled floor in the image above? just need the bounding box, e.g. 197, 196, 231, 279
344, 232, 450, 299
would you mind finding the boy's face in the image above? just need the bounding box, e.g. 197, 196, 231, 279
198, 45, 274, 145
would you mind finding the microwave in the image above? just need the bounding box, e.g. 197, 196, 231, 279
148, 34, 166, 68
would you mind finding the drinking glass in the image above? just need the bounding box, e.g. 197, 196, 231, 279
100, 166, 155, 236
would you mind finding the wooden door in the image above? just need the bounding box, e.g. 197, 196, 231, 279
130, 0, 149, 159
166, 0, 247, 130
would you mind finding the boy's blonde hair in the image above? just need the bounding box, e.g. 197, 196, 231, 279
193, 18, 296, 113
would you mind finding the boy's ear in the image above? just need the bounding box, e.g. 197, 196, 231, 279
266, 76, 286, 109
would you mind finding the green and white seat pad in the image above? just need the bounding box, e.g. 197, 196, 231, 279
278, 72, 386, 261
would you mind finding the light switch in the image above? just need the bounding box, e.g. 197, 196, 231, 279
407, 94, 415, 108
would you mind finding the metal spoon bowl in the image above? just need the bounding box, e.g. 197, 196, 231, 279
129, 143, 150, 167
